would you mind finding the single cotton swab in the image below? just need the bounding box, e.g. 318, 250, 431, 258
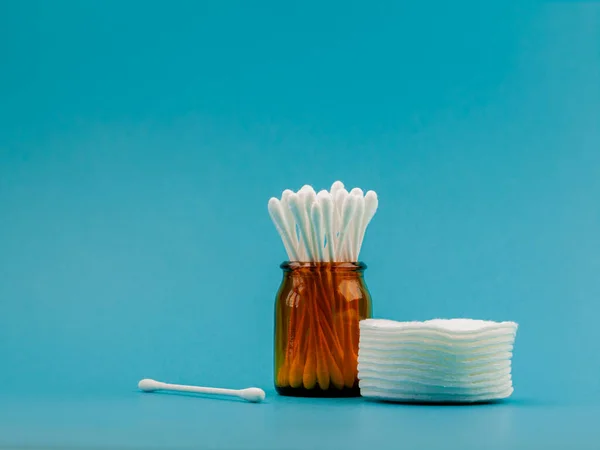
350, 191, 365, 261
303, 188, 319, 259
310, 200, 325, 262
330, 181, 344, 197
336, 194, 359, 262
356, 190, 378, 258
268, 198, 300, 261
288, 192, 315, 262
281, 189, 299, 248
318, 190, 336, 262
342, 188, 363, 261
138, 379, 266, 403
333, 188, 349, 258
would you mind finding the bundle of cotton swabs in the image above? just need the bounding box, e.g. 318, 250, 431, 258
268, 181, 378, 262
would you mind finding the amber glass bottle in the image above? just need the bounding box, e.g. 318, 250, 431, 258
274, 262, 372, 397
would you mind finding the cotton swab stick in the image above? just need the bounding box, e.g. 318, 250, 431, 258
288, 192, 315, 261
138, 379, 266, 403
336, 194, 359, 262
310, 200, 325, 262
330, 180, 344, 198
300, 188, 317, 260
342, 188, 363, 261
268, 198, 300, 261
350, 192, 365, 261
333, 188, 348, 220
318, 190, 336, 262
356, 190, 378, 258
281, 189, 299, 247
303, 188, 320, 259
333, 188, 349, 256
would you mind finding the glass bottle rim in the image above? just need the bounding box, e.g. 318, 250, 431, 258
280, 261, 367, 272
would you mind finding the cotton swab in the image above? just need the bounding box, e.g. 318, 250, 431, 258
282, 189, 305, 260
350, 191, 365, 261
267, 181, 378, 263
268, 198, 300, 261
281, 189, 299, 248
333, 188, 349, 258
356, 190, 378, 258
330, 180, 344, 197
342, 188, 363, 260
336, 193, 359, 261
333, 188, 348, 220
318, 190, 336, 262
310, 200, 325, 262
303, 188, 319, 259
138, 379, 266, 403
297, 185, 316, 260
288, 192, 315, 262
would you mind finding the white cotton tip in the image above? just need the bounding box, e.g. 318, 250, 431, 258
362, 192, 378, 230
319, 191, 336, 262
280, 190, 299, 248
335, 194, 359, 261
289, 192, 314, 261
351, 194, 365, 261
350, 187, 364, 197
363, 191, 379, 223
239, 387, 267, 403
303, 187, 317, 204
138, 378, 160, 392
311, 200, 325, 262
356, 190, 379, 258
281, 189, 294, 202
341, 194, 359, 231
300, 189, 317, 260
316, 189, 329, 200
334, 188, 349, 215
300, 184, 316, 194
330, 181, 345, 193
268, 197, 300, 260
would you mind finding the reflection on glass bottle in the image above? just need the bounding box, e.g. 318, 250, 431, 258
274, 262, 372, 397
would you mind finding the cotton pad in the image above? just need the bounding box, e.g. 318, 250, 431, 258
358, 366, 511, 384
359, 341, 514, 355
357, 318, 518, 404
358, 352, 513, 367
359, 332, 516, 347
359, 374, 512, 390
360, 318, 518, 334
358, 359, 511, 375
358, 349, 514, 363
360, 386, 514, 404
359, 378, 512, 394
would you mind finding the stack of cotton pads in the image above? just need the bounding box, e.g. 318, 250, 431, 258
358, 319, 518, 403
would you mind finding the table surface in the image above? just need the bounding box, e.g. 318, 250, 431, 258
1, 390, 597, 450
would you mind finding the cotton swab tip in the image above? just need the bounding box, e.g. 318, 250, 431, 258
239, 387, 267, 403
316, 189, 329, 200
331, 180, 344, 191
281, 189, 294, 202
300, 184, 316, 194
138, 378, 160, 392
350, 187, 364, 197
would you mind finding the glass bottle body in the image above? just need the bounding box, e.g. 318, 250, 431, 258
274, 262, 372, 397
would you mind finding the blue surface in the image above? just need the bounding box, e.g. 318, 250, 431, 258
0, 391, 598, 450
1, 1, 600, 448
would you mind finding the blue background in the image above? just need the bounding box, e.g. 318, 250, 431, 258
1, 1, 600, 448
